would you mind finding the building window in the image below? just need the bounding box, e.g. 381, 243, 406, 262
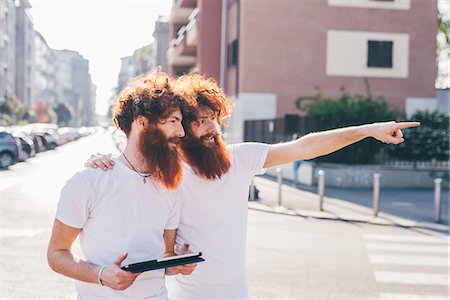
367, 40, 393, 68
228, 39, 238, 66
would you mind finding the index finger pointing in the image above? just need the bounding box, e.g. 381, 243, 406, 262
396, 122, 420, 129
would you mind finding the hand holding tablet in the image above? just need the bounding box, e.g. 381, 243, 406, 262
121, 252, 205, 274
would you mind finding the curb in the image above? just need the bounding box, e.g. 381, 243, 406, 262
248, 201, 450, 233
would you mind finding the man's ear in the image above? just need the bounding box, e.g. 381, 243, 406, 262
135, 116, 148, 128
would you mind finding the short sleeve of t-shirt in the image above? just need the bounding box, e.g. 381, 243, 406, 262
164, 190, 182, 230
56, 172, 94, 229
230, 143, 271, 176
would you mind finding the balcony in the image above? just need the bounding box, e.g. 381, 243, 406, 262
185, 8, 198, 46
176, 0, 197, 8
167, 27, 196, 67
170, 0, 196, 24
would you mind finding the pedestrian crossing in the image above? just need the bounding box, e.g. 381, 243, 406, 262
379, 294, 449, 300
363, 233, 449, 300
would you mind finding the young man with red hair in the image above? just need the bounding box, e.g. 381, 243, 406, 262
48, 71, 195, 300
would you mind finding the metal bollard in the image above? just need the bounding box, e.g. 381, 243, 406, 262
276, 168, 283, 206
373, 173, 381, 217
434, 178, 442, 223
318, 170, 325, 211
249, 178, 255, 201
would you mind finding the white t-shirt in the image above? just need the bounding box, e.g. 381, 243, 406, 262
166, 143, 270, 300
56, 158, 181, 300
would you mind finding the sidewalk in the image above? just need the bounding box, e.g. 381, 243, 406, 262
248, 176, 450, 233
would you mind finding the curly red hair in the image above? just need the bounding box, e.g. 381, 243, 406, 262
113, 70, 183, 136
174, 74, 234, 126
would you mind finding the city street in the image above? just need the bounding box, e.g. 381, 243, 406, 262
1, 131, 449, 299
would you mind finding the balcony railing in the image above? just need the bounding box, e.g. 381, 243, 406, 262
167, 35, 196, 67
170, 0, 196, 24
185, 8, 198, 46
167, 13, 198, 68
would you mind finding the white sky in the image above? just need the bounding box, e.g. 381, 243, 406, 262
29, 0, 173, 116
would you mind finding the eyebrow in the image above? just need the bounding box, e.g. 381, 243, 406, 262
198, 113, 216, 120
169, 115, 182, 121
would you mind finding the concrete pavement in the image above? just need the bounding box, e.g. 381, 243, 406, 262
249, 176, 450, 233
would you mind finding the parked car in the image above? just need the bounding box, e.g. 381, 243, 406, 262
34, 133, 49, 151
37, 132, 58, 150
27, 133, 46, 153
0, 131, 23, 168
15, 133, 36, 159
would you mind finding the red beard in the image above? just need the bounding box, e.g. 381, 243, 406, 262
137, 126, 183, 190
181, 132, 231, 180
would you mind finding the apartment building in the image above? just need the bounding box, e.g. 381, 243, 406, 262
34, 31, 57, 106
0, 0, 15, 103
153, 17, 170, 72
0, 0, 34, 107
116, 44, 155, 93
53, 49, 95, 126
168, 0, 437, 142
167, 0, 222, 80
14, 0, 34, 108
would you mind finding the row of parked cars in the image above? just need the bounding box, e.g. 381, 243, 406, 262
0, 123, 96, 169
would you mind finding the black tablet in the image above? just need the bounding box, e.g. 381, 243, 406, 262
121, 252, 205, 273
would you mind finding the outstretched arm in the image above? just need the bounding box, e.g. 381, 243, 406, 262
263, 121, 420, 168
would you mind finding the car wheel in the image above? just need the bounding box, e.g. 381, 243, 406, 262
48, 142, 57, 150
20, 151, 29, 161
0, 152, 14, 168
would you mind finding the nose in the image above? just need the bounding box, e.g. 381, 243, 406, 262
174, 123, 185, 138
205, 119, 219, 132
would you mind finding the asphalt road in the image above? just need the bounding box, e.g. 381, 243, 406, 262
1, 131, 448, 299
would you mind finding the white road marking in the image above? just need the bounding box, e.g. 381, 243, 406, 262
380, 293, 449, 300
364, 234, 448, 244
366, 242, 449, 254
370, 254, 448, 267
374, 271, 449, 286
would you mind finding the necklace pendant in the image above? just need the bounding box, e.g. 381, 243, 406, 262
143, 177, 146, 184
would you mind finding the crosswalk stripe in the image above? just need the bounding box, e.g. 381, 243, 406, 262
370, 254, 448, 267
374, 271, 449, 286
380, 293, 449, 300
364, 234, 448, 244
367, 243, 449, 254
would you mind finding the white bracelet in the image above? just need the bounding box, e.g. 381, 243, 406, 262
97, 266, 106, 286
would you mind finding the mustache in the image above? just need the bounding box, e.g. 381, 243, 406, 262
167, 136, 182, 144
200, 131, 220, 141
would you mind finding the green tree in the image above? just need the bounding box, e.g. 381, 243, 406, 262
386, 110, 449, 163
53, 102, 72, 126
0, 96, 28, 125
437, 0, 449, 88
295, 79, 400, 164
48, 106, 58, 124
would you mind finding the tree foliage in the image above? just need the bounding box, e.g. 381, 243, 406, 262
295, 80, 401, 164
386, 110, 449, 162
0, 97, 28, 125
53, 102, 72, 126
437, 1, 449, 88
